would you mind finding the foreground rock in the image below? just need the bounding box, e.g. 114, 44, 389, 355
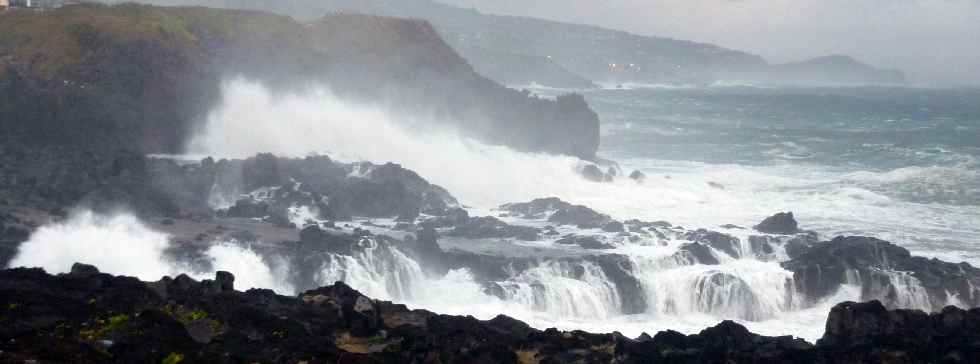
2, 266, 979, 363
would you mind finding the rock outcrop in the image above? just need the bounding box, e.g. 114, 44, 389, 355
3, 265, 978, 363
754, 212, 801, 235
782, 236, 980, 310
0, 4, 601, 162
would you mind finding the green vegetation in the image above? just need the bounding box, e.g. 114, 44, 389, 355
161, 304, 224, 335
78, 313, 130, 341
161, 352, 184, 364
0, 3, 302, 77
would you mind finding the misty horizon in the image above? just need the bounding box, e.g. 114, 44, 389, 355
442, 0, 980, 86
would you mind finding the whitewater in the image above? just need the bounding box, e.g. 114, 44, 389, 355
8, 79, 979, 342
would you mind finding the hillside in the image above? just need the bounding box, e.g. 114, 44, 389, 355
129, 0, 907, 87
0, 4, 600, 159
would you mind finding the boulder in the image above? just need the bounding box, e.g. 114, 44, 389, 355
754, 212, 800, 235
580, 164, 608, 182
70, 262, 100, 275
628, 170, 646, 182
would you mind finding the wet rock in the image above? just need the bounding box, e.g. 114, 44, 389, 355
747, 235, 776, 257
500, 197, 570, 219
447, 216, 540, 241
579, 164, 608, 182
754, 212, 800, 235
677, 243, 719, 265
549, 205, 613, 229
707, 181, 725, 189
628, 170, 646, 182
601, 221, 625, 233
684, 229, 741, 259
555, 235, 615, 250
784, 234, 818, 259
782, 236, 980, 309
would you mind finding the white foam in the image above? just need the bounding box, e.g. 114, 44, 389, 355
7, 211, 293, 294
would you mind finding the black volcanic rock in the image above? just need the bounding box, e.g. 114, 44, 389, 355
684, 229, 742, 259
677, 242, 720, 265
818, 300, 980, 363
501, 197, 615, 229
782, 236, 980, 310
447, 216, 540, 241
500, 197, 571, 219
754, 212, 800, 235
3, 265, 980, 363
549, 205, 614, 229
555, 235, 615, 250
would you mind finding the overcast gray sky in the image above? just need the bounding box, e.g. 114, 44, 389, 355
440, 0, 980, 86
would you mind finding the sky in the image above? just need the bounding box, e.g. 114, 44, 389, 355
440, 0, 980, 86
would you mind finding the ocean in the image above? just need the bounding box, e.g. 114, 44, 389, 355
11, 80, 980, 343
575, 85, 980, 267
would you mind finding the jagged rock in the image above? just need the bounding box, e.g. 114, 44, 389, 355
818, 300, 980, 363
684, 229, 741, 259
70, 263, 100, 276
549, 205, 613, 229
677, 242, 720, 265
601, 220, 625, 233
755, 212, 800, 234
555, 235, 615, 250
747, 235, 776, 257
782, 236, 980, 309
447, 216, 540, 241
785, 233, 819, 259
500, 197, 571, 219
213, 271, 234, 292
4, 265, 980, 363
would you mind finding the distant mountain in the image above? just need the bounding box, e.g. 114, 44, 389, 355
112, 0, 906, 87
764, 55, 907, 86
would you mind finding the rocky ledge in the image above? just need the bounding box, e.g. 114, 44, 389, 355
1, 265, 978, 363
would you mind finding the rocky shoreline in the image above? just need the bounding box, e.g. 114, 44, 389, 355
1, 264, 978, 363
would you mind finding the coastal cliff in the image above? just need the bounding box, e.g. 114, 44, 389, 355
0, 4, 600, 159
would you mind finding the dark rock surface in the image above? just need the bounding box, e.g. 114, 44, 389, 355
782, 236, 980, 310
755, 212, 801, 235
3, 265, 978, 363
684, 229, 742, 259
555, 235, 615, 250
501, 197, 615, 229
446, 216, 540, 241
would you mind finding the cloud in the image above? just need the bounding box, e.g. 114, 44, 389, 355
442, 0, 980, 85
